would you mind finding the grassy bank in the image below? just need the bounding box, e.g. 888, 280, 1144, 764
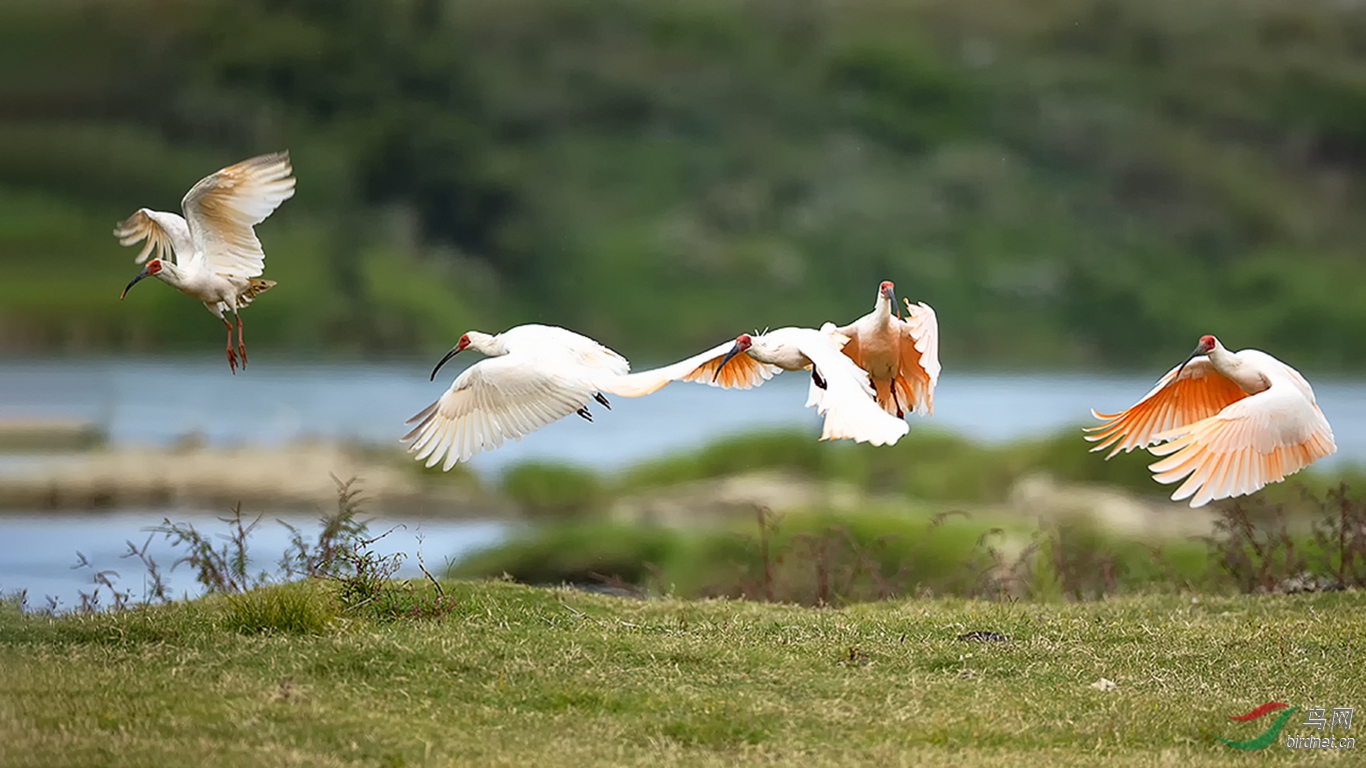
462, 429, 1366, 603
1, 582, 1362, 767
502, 427, 1366, 513
449, 494, 1366, 604
448, 508, 1225, 602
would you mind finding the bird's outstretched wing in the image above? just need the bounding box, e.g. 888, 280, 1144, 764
597, 340, 780, 398
113, 209, 193, 265
790, 329, 910, 447
181, 151, 296, 277
898, 299, 940, 416
402, 355, 595, 470
1083, 358, 1249, 459
1147, 381, 1336, 507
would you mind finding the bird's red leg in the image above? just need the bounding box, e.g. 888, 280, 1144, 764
222, 317, 238, 374
235, 312, 247, 369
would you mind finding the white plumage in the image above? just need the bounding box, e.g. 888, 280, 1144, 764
114, 151, 296, 373
403, 324, 630, 469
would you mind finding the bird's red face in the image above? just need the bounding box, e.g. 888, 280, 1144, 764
715, 334, 753, 382
456, 334, 471, 353
1175, 335, 1219, 380
879, 280, 899, 318
146, 259, 163, 276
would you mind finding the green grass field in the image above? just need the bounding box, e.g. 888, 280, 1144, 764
2, 582, 1361, 767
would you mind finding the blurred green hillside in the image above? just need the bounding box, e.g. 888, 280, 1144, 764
4, 0, 1366, 368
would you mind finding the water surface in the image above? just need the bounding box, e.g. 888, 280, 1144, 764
5, 357, 1363, 473
0, 508, 511, 610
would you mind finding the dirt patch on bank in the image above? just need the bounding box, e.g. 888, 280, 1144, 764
0, 441, 510, 516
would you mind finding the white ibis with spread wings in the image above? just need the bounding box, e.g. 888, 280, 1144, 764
114, 151, 296, 373
403, 324, 630, 469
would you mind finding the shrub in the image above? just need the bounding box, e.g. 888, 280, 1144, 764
222, 582, 337, 635
500, 462, 607, 518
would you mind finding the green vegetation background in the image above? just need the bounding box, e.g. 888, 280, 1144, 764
4, 0, 1366, 370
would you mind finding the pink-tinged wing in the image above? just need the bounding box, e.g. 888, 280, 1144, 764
1147, 382, 1336, 507
596, 340, 779, 398
1084, 358, 1249, 459
182, 151, 296, 277
113, 209, 192, 265
898, 299, 940, 416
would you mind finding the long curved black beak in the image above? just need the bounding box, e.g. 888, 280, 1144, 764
882, 284, 900, 319
120, 266, 151, 300
713, 343, 744, 382
430, 347, 462, 381
1173, 343, 1205, 381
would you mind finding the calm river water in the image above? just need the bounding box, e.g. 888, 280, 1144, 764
6, 356, 1366, 472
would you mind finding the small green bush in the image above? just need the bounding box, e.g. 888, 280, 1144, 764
222, 582, 337, 635
617, 431, 830, 492
451, 521, 682, 586
500, 461, 607, 518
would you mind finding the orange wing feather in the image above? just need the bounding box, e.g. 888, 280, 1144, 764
1084, 358, 1250, 459
1146, 386, 1336, 507
896, 301, 939, 416
837, 332, 864, 372
597, 340, 778, 398
681, 350, 768, 390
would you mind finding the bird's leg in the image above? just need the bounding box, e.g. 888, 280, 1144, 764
234, 311, 248, 369
594, 392, 612, 410
221, 317, 238, 374
811, 368, 827, 390
890, 385, 905, 419
576, 406, 594, 422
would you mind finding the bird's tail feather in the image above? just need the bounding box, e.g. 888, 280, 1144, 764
870, 374, 931, 417
818, 399, 909, 446
240, 278, 276, 306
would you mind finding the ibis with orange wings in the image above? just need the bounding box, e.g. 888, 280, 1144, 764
831, 280, 940, 419
1085, 335, 1336, 507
